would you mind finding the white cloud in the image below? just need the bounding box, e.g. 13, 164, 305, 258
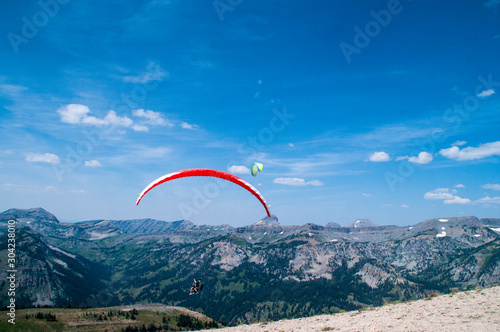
26, 153, 60, 164
482, 183, 500, 191
424, 188, 455, 200
104, 110, 133, 127
181, 122, 197, 129
369, 151, 390, 162
439, 141, 500, 161
58, 104, 91, 124
408, 151, 433, 164
451, 140, 467, 146
288, 143, 295, 148
58, 104, 132, 128
454, 184, 466, 188
228, 165, 250, 174
132, 109, 167, 126
395, 156, 408, 161
362, 193, 372, 197
425, 188, 471, 205
84, 160, 102, 167
401, 204, 410, 208
273, 177, 323, 186
477, 89, 495, 98
444, 196, 471, 205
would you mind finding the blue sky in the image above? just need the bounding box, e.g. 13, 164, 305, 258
1, 0, 499, 226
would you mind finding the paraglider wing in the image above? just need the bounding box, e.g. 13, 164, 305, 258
250, 162, 263, 177
136, 168, 271, 217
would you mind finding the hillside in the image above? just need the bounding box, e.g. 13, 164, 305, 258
206, 286, 500, 331
0, 303, 220, 331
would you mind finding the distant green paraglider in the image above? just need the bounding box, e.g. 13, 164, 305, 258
251, 163, 263, 177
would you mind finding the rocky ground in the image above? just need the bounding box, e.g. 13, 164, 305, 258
205, 286, 500, 331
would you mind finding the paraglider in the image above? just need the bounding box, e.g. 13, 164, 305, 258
136, 168, 271, 217
250, 162, 263, 177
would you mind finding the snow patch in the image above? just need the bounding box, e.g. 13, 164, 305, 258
48, 245, 76, 259
490, 228, 500, 233
280, 231, 284, 234
436, 231, 447, 238
474, 234, 481, 237
53, 258, 68, 269
439, 219, 448, 222
308, 233, 313, 237
409, 227, 414, 230
89, 231, 116, 240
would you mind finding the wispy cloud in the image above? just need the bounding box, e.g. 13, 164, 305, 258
132, 109, 169, 126
451, 140, 467, 146
180, 122, 198, 130
0, 83, 28, 98
273, 177, 323, 186
132, 124, 149, 132
121, 61, 168, 83
439, 141, 500, 161
476, 196, 500, 204
424, 188, 455, 200
252, 152, 359, 177
84, 160, 102, 167
26, 153, 60, 164
484, 0, 500, 8
482, 183, 500, 191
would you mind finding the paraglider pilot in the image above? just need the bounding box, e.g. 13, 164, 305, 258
190, 277, 203, 295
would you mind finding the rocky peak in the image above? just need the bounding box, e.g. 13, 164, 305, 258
0, 207, 60, 224
253, 215, 280, 227
345, 218, 377, 228
325, 221, 342, 228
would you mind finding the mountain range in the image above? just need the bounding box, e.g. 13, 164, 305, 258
1, 208, 499, 325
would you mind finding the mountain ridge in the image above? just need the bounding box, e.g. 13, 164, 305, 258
1, 207, 499, 325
